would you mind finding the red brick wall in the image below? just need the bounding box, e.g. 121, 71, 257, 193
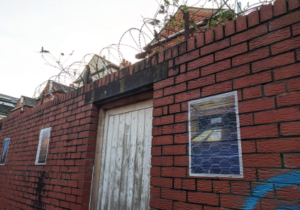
151, 1, 300, 209
0, 90, 99, 210
0, 0, 300, 209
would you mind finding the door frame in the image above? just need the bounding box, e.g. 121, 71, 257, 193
89, 92, 153, 210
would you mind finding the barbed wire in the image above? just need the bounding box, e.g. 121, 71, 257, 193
34, 0, 275, 98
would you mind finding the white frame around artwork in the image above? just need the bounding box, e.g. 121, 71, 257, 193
0, 138, 10, 165
188, 91, 243, 178
35, 127, 51, 165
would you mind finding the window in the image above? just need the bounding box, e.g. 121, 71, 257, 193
189, 91, 243, 178
0, 138, 10, 165
35, 127, 51, 165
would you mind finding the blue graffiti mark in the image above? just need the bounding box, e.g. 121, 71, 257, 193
242, 172, 300, 210
276, 204, 300, 210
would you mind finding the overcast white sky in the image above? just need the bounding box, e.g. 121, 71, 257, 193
0, 0, 257, 98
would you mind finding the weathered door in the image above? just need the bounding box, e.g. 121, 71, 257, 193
96, 100, 152, 210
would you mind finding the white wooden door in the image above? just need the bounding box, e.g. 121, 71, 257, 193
97, 99, 153, 210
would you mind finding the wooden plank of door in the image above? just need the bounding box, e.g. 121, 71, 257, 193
132, 109, 146, 209
112, 113, 125, 209
140, 107, 152, 210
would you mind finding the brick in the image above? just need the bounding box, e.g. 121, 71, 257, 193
236, 16, 247, 32
187, 54, 214, 71
281, 121, 300, 135
174, 178, 182, 189
154, 77, 174, 90
239, 113, 253, 126
232, 47, 270, 67
174, 202, 203, 210
169, 103, 180, 114
289, 0, 300, 10
269, 10, 300, 31
180, 64, 186, 73
220, 195, 245, 209
217, 64, 250, 82
188, 191, 219, 206
252, 52, 295, 73
152, 135, 173, 145
288, 77, 300, 91
243, 86, 262, 100
150, 177, 173, 188
243, 140, 257, 154
151, 167, 161, 177
240, 124, 278, 139
225, 20, 235, 36
153, 89, 163, 99
175, 89, 200, 103
205, 29, 214, 44
231, 182, 250, 195
150, 198, 172, 210
168, 66, 179, 77
248, 10, 259, 27
197, 180, 212, 192
152, 156, 173, 166
271, 36, 300, 55
175, 49, 199, 65
174, 156, 188, 166
277, 91, 300, 107
243, 154, 281, 167
276, 186, 300, 200
153, 95, 174, 107
174, 133, 188, 144
188, 75, 215, 90
187, 37, 195, 52
249, 27, 291, 50
274, 63, 300, 80
274, 0, 287, 16
153, 107, 162, 117
284, 154, 300, 168
172, 45, 178, 57
196, 33, 204, 48
232, 24, 267, 45
215, 42, 248, 61
239, 97, 275, 113
150, 187, 160, 198
179, 42, 186, 55
201, 38, 229, 56
201, 59, 231, 76
297, 49, 300, 60
264, 81, 286, 96
233, 71, 272, 89
161, 167, 186, 178
162, 145, 186, 155
164, 83, 186, 96
162, 105, 167, 115
255, 107, 300, 124
182, 179, 196, 190
202, 81, 232, 97
260, 4, 273, 22
175, 112, 188, 123
214, 25, 223, 40
152, 146, 161, 156
161, 188, 186, 202
163, 123, 186, 134
213, 181, 230, 194
175, 69, 199, 84
257, 138, 300, 152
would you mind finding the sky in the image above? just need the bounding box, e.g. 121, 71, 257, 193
0, 0, 258, 99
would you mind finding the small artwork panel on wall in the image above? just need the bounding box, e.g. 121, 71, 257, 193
188, 91, 243, 178
35, 127, 51, 165
0, 138, 10, 165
